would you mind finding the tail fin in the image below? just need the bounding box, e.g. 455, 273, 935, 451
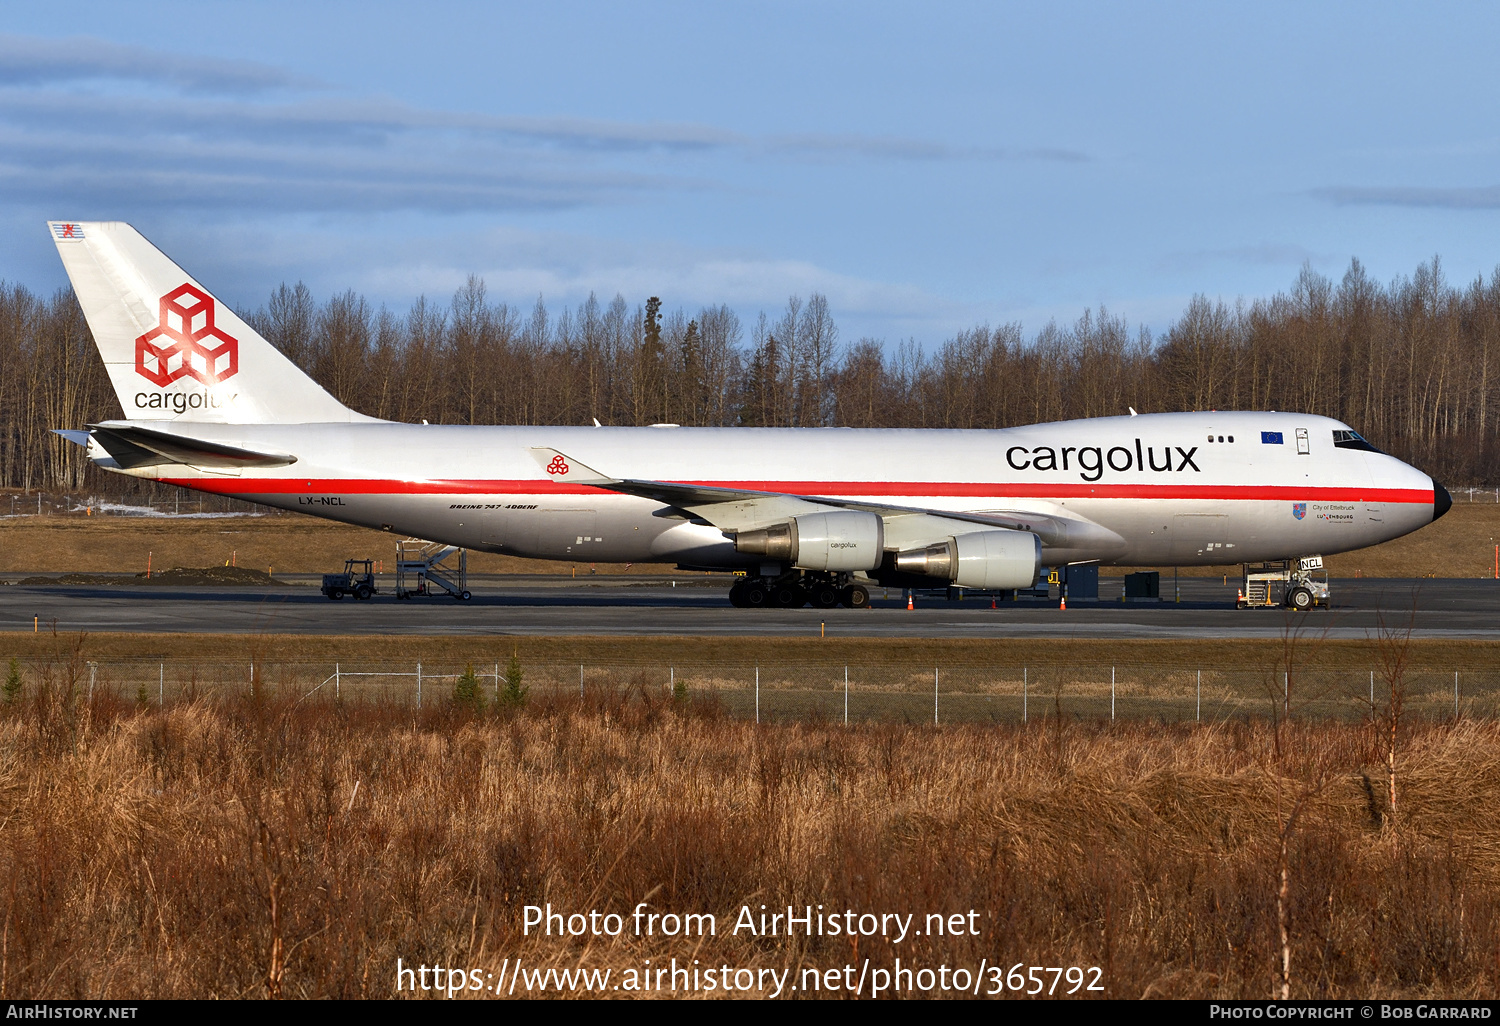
48, 220, 365, 423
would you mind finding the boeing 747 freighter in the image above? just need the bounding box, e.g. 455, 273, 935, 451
47, 221, 1449, 608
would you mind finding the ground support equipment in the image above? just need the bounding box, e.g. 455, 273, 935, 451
321, 559, 376, 601
1238, 556, 1329, 610
727, 569, 870, 608
394, 539, 471, 600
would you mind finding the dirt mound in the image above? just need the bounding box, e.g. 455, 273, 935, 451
137, 561, 282, 585
17, 566, 286, 587
16, 573, 121, 586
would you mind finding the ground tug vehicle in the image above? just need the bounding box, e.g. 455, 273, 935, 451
321, 558, 376, 601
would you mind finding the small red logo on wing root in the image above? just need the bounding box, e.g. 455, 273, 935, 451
135, 283, 239, 387
546, 455, 570, 476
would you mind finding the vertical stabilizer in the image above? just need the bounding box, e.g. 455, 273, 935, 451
48, 220, 366, 424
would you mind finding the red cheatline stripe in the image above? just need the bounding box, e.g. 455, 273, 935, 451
159, 477, 1436, 504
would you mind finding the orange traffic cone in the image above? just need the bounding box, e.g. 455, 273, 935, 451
1060, 595, 1067, 611
907, 591, 914, 610
990, 597, 996, 609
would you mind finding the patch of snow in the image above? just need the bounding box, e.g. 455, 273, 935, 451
88, 503, 267, 519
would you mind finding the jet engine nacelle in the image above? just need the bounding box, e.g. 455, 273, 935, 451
893, 530, 1041, 589
733, 510, 885, 572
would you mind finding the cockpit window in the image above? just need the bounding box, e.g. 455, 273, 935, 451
1332, 429, 1383, 454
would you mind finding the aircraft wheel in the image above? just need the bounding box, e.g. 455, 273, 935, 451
771, 583, 806, 608
741, 581, 770, 608
327, 588, 344, 601
728, 582, 748, 607
841, 584, 870, 609
1288, 587, 1313, 611
810, 583, 840, 608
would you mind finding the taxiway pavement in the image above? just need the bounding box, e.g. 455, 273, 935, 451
0, 575, 1494, 640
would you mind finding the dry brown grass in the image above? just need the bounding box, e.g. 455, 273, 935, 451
4, 500, 1499, 578
6, 630, 1500, 673
0, 514, 679, 575
1, 666, 1497, 999
1326, 500, 1500, 578
1106, 503, 1500, 578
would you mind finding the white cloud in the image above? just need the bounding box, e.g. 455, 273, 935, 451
0, 29, 1093, 344
1154, 243, 1335, 274
185, 219, 965, 342
1312, 184, 1500, 210
0, 28, 1091, 220
0, 32, 316, 94
766, 133, 1088, 163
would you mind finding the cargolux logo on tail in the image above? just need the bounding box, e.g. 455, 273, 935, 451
135, 284, 239, 387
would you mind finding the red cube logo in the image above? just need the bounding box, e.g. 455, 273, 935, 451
135, 283, 239, 387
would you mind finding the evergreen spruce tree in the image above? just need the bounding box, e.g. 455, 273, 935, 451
642, 296, 663, 357
680, 319, 702, 422
500, 652, 527, 708
452, 663, 484, 711
2, 658, 20, 705
453, 660, 483, 708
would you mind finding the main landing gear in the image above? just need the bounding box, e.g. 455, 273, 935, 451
727, 570, 870, 609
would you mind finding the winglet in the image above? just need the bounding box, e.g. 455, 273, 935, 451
528, 448, 617, 486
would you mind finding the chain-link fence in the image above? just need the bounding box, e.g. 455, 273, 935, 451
17, 658, 1500, 723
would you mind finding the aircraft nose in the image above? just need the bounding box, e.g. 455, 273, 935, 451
1432, 480, 1452, 521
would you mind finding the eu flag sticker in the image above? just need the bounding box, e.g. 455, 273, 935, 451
1262, 431, 1284, 444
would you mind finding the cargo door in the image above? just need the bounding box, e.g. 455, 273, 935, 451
487, 508, 599, 558
1170, 513, 1231, 562
536, 509, 599, 558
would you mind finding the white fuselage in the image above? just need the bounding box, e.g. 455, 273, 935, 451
113, 411, 1441, 570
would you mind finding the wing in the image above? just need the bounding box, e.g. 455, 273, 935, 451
527, 447, 1124, 553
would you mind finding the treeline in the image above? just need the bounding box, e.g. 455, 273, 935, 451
1, 256, 1498, 494
0, 283, 113, 493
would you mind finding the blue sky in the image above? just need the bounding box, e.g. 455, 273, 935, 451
4, 1, 1500, 343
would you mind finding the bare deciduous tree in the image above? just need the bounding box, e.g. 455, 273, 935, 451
10, 255, 1500, 496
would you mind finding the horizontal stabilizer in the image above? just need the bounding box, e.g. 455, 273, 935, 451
87, 424, 297, 470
